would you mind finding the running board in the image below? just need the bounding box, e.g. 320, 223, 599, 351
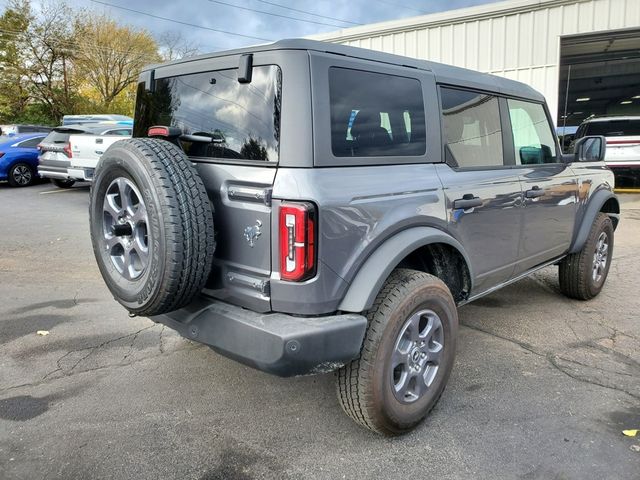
459, 255, 567, 306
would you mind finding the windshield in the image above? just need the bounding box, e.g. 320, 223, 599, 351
134, 65, 282, 162
584, 119, 640, 137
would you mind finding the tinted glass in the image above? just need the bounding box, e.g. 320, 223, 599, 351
135, 66, 282, 162
105, 129, 132, 136
41, 130, 77, 145
440, 87, 504, 167
585, 119, 640, 137
507, 99, 557, 165
329, 67, 426, 157
18, 137, 45, 148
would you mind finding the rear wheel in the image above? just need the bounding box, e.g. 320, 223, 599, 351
336, 269, 458, 435
8, 163, 35, 187
89, 138, 215, 316
52, 179, 75, 189
559, 213, 613, 300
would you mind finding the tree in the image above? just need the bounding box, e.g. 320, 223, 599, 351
74, 16, 160, 109
0, 0, 79, 123
158, 31, 200, 62
0, 1, 30, 120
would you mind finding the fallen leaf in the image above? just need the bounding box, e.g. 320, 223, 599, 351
623, 429, 638, 437
631, 445, 640, 453
36, 330, 50, 336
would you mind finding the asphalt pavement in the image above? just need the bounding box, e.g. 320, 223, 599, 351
0, 181, 638, 479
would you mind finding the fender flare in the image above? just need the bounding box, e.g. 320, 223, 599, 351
338, 226, 473, 313
569, 189, 619, 254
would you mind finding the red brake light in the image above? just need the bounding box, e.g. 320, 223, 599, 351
148, 126, 169, 137
63, 143, 72, 158
279, 202, 316, 282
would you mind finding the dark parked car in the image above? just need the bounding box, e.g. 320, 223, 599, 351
88, 39, 619, 435
0, 133, 48, 187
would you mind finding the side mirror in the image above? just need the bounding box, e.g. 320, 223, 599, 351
574, 135, 606, 162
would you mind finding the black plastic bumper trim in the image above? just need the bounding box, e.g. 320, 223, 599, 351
151, 296, 367, 377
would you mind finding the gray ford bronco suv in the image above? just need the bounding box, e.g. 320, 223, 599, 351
89, 39, 619, 435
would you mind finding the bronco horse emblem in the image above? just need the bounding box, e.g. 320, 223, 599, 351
244, 220, 262, 247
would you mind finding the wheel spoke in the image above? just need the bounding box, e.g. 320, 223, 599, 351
407, 312, 422, 342
131, 203, 147, 224
394, 368, 410, 397
428, 341, 444, 365
117, 178, 132, 213
104, 194, 122, 220
104, 234, 121, 250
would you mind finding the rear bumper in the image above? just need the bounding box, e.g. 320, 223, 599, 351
68, 167, 94, 181
151, 296, 367, 377
38, 161, 71, 180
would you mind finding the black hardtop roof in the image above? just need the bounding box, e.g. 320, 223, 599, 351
145, 38, 544, 102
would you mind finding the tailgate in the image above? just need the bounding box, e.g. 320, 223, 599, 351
70, 135, 124, 168
605, 136, 640, 166
197, 163, 275, 313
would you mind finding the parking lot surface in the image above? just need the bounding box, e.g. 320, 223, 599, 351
0, 182, 639, 480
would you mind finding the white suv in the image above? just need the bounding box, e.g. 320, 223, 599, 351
574, 116, 640, 185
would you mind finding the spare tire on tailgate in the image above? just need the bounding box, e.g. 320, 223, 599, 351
89, 138, 215, 316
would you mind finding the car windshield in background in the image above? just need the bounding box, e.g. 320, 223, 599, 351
585, 120, 640, 137
134, 65, 282, 162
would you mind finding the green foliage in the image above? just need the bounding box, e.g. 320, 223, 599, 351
0, 0, 162, 126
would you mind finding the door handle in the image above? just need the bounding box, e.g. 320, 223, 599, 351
453, 194, 483, 210
525, 186, 545, 198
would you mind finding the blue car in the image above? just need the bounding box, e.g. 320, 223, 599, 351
0, 133, 48, 187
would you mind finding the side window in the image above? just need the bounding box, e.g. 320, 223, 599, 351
329, 67, 426, 157
18, 137, 44, 148
105, 129, 132, 136
440, 87, 504, 168
507, 99, 557, 165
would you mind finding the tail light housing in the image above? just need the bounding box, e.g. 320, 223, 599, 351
63, 142, 72, 158
279, 202, 316, 282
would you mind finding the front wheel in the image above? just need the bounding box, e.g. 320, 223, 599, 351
559, 212, 614, 300
336, 269, 458, 435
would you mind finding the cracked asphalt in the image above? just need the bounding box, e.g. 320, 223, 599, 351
1, 182, 639, 480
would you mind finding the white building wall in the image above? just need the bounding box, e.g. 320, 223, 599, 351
311, 0, 640, 124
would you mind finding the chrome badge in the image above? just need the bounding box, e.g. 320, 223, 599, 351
244, 220, 262, 247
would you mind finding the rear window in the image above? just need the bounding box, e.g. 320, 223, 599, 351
329, 67, 426, 158
42, 130, 76, 144
583, 120, 640, 137
134, 65, 282, 162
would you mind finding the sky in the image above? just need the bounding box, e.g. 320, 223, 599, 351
14, 0, 500, 53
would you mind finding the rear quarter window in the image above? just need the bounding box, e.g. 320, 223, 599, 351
328, 67, 426, 158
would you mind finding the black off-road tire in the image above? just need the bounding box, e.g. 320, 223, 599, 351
7, 162, 35, 187
336, 269, 458, 435
52, 178, 75, 188
559, 213, 613, 300
89, 138, 215, 316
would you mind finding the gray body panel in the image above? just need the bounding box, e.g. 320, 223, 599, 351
140, 39, 618, 376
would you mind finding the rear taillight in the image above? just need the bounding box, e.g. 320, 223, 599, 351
63, 143, 72, 158
279, 202, 316, 282
148, 126, 170, 136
